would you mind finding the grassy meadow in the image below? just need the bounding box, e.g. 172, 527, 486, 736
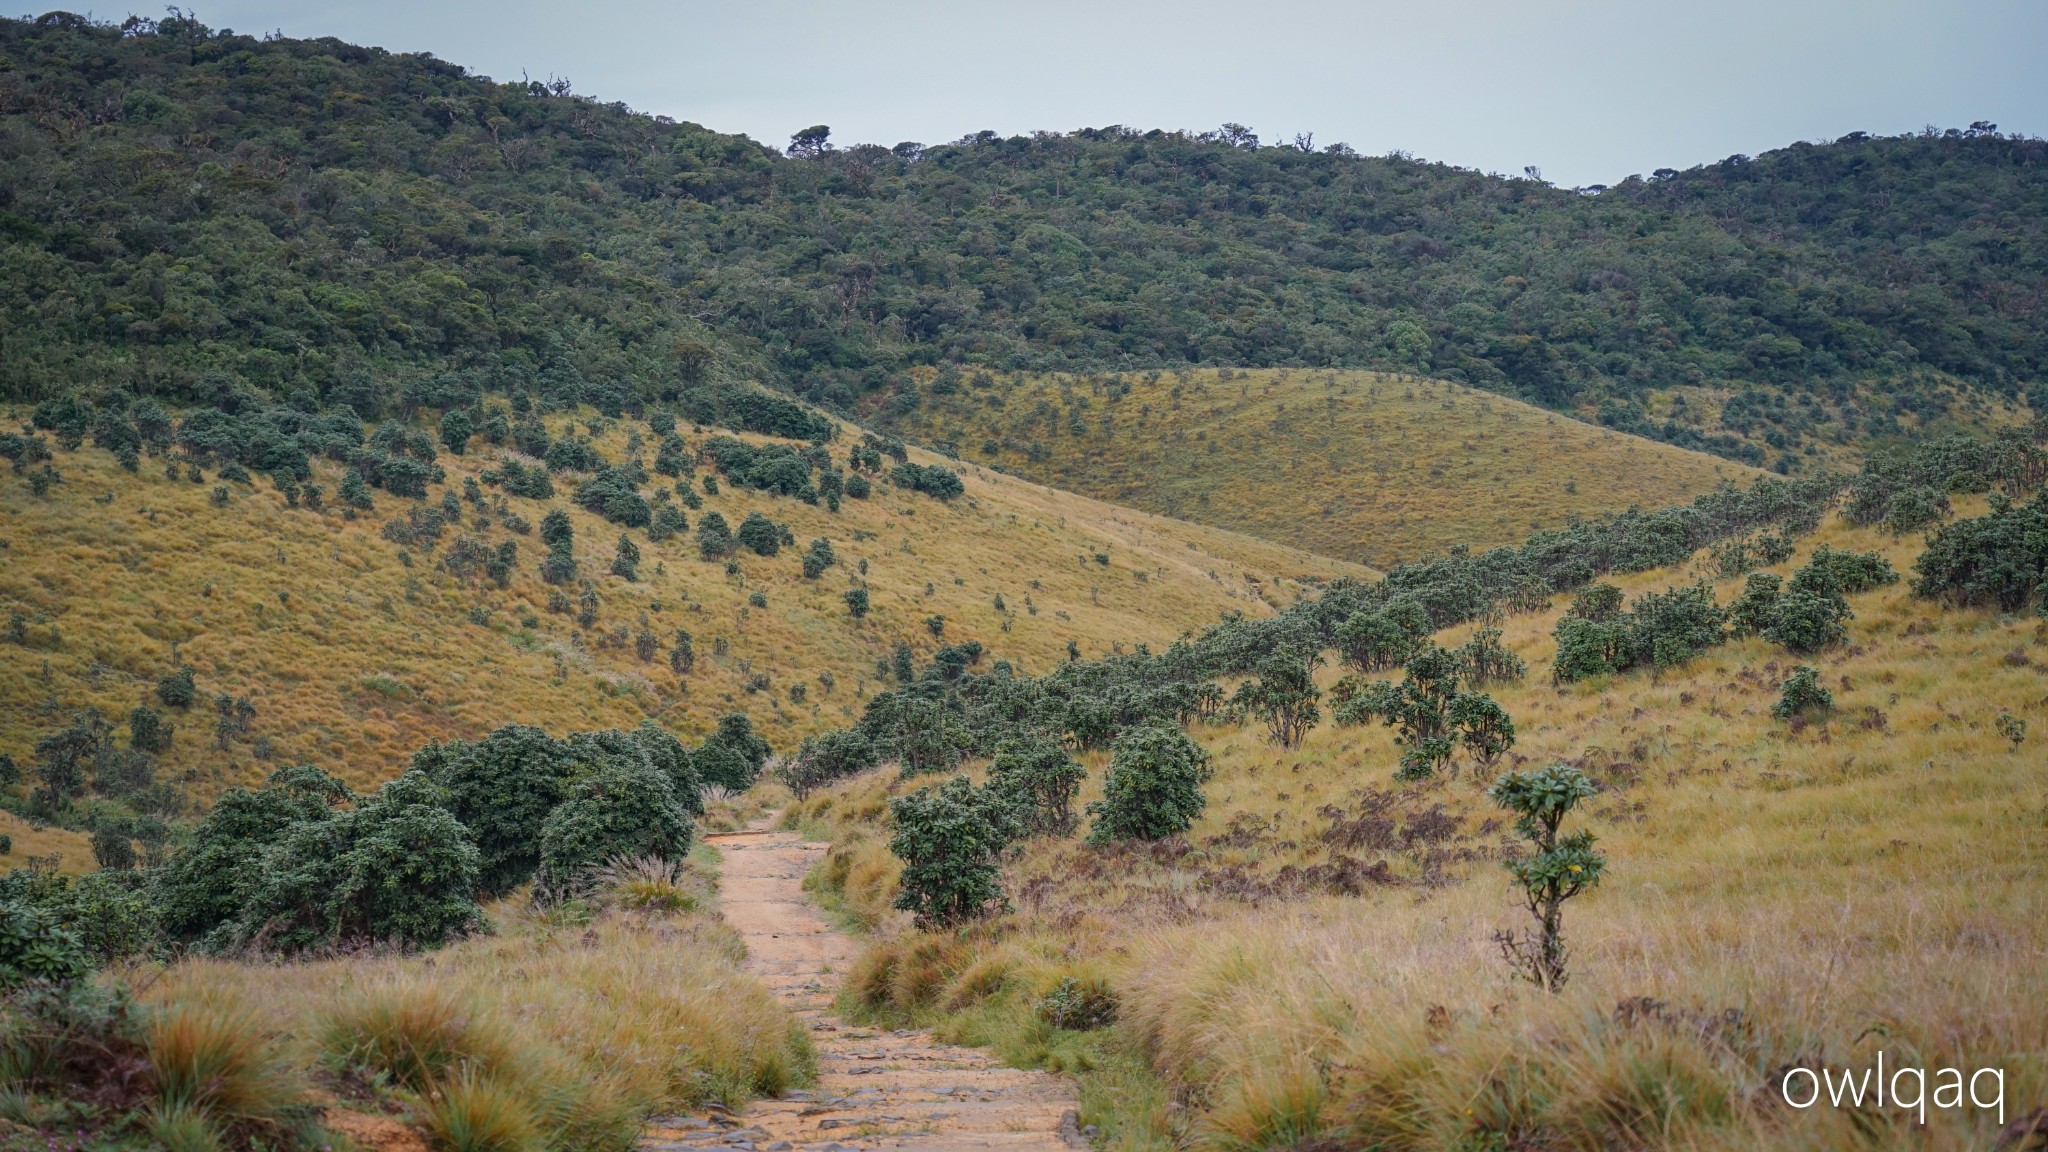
0, 407, 1366, 799
789, 499, 2048, 1151
882, 367, 1752, 567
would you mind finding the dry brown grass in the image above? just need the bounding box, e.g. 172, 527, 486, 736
798, 501, 2048, 1150
0, 406, 1366, 799
129, 873, 813, 1147
885, 366, 1751, 567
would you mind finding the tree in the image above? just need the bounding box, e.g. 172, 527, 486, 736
844, 586, 870, 618
611, 533, 640, 581
157, 664, 197, 708
33, 711, 111, 811
1773, 665, 1833, 719
438, 408, 473, 455
1229, 646, 1322, 748
1336, 646, 1506, 780
1453, 627, 1525, 685
536, 760, 694, 895
1334, 600, 1429, 671
787, 124, 833, 158
695, 713, 771, 790
1448, 692, 1516, 768
128, 705, 166, 754
778, 730, 878, 800
888, 775, 1016, 928
413, 725, 575, 898
801, 537, 835, 579
1488, 762, 1606, 992
1087, 726, 1212, 843
696, 511, 734, 560
669, 629, 695, 674
151, 765, 353, 947
736, 511, 781, 556
1761, 586, 1848, 653
987, 736, 1086, 836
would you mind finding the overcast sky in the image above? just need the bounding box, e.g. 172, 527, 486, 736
181, 0, 2046, 187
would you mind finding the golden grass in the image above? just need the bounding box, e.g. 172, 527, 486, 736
131, 888, 813, 1148
797, 500, 2048, 1150
0, 810, 94, 873
0, 406, 1366, 798
884, 366, 1752, 567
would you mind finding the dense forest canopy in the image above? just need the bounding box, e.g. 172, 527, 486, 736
2, 12, 2043, 465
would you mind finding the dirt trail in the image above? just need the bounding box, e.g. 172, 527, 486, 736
641, 825, 1084, 1152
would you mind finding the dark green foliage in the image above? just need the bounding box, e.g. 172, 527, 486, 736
694, 713, 771, 791
987, 736, 1086, 836
1229, 647, 1323, 748
1795, 545, 1899, 597
234, 772, 483, 952
1569, 583, 1625, 623
32, 710, 112, 811
1334, 599, 1430, 672
844, 473, 872, 500
156, 664, 197, 708
1488, 762, 1605, 992
844, 586, 870, 618
1037, 977, 1120, 1031
1453, 627, 1526, 685
648, 503, 689, 542
654, 434, 692, 477
1727, 573, 1784, 638
1844, 430, 2045, 530
801, 537, 836, 579
863, 692, 972, 776
704, 437, 818, 501
888, 775, 1017, 928
338, 470, 374, 511
487, 539, 517, 588
544, 437, 607, 474
735, 511, 782, 556
150, 764, 353, 948
696, 510, 735, 560
779, 730, 879, 800
612, 534, 641, 581
492, 459, 556, 500
1550, 583, 1726, 681
539, 508, 577, 584
412, 726, 575, 898
1336, 647, 1511, 780
891, 463, 964, 500
1912, 493, 2048, 612
669, 629, 696, 674
536, 759, 694, 893
1762, 587, 1850, 653
1774, 666, 1835, 719
437, 409, 473, 455
573, 467, 652, 528
0, 900, 90, 988
1087, 726, 1212, 843
90, 827, 136, 871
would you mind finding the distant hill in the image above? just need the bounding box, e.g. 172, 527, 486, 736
3, 12, 2043, 475
0, 404, 1362, 797
887, 367, 1751, 567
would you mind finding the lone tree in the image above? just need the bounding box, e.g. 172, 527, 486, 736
1087, 725, 1212, 843
889, 775, 1017, 928
1487, 762, 1606, 992
1230, 646, 1322, 748
844, 586, 870, 619
987, 736, 1086, 836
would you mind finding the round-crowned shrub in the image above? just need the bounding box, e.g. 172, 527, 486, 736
888, 775, 1017, 928
413, 726, 575, 898
536, 761, 693, 894
1086, 726, 1212, 844
987, 736, 1085, 836
1762, 587, 1848, 653
1773, 665, 1834, 719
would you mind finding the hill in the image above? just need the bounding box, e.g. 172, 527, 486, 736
3, 13, 2045, 474
884, 366, 1752, 566
0, 403, 1365, 802
790, 492, 2048, 1151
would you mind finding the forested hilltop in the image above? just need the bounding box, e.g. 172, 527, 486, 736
3, 12, 2044, 470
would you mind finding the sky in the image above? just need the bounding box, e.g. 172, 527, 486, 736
179, 0, 2047, 187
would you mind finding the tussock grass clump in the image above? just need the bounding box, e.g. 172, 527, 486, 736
147, 1001, 308, 1148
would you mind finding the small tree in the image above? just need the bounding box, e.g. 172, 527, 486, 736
1087, 726, 1212, 843
845, 586, 870, 618
736, 511, 781, 556
1487, 762, 1606, 992
157, 664, 197, 708
1448, 692, 1516, 768
889, 775, 1017, 928
779, 730, 879, 800
128, 705, 166, 753
438, 409, 473, 455
1334, 600, 1430, 672
1337, 647, 1506, 780
33, 711, 111, 811
1773, 665, 1833, 719
414, 725, 576, 898
611, 534, 641, 581
987, 736, 1086, 836
1454, 627, 1526, 685
536, 761, 694, 895
669, 629, 695, 674
1229, 646, 1323, 747
1762, 587, 1848, 653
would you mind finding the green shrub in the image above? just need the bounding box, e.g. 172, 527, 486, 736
647, 504, 688, 541
1762, 586, 1849, 653
735, 511, 781, 556
413, 726, 576, 898
696, 510, 734, 560
0, 900, 90, 987
1487, 762, 1606, 992
888, 775, 1017, 928
778, 730, 879, 800
156, 664, 197, 708
1333, 600, 1430, 672
438, 409, 473, 455
536, 761, 694, 895
1335, 646, 1511, 780
987, 736, 1086, 836
694, 713, 771, 791
844, 586, 870, 618
1229, 646, 1322, 748
152, 765, 353, 947
844, 473, 871, 499
890, 462, 964, 500
1912, 493, 2048, 612
1086, 726, 1212, 843
611, 533, 640, 581
1037, 977, 1120, 1030
1726, 572, 1783, 637
1773, 665, 1834, 719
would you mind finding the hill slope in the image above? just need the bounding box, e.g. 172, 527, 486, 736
886, 366, 1753, 566
0, 406, 1365, 798
792, 497, 2048, 1151
3, 14, 2044, 472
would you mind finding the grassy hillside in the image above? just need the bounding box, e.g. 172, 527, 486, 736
791, 500, 2048, 1150
886, 366, 1752, 566
4, 15, 2045, 471
0, 405, 1365, 800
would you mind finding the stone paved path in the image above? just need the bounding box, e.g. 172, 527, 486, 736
640, 825, 1084, 1152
